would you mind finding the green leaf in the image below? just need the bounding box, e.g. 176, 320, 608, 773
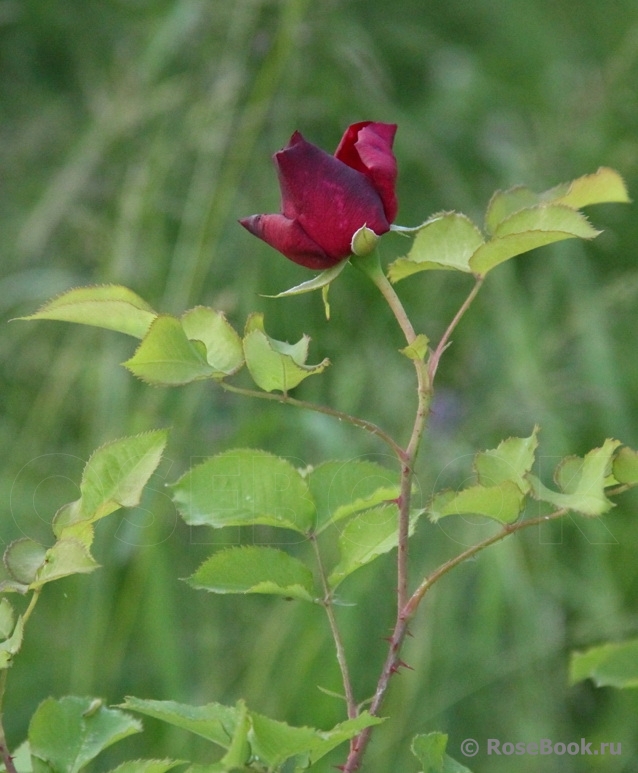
494, 203, 600, 239
119, 697, 239, 747
303, 712, 384, 765
400, 333, 430, 362
528, 438, 621, 516
0, 615, 24, 668
428, 481, 524, 525
53, 430, 168, 537
242, 313, 329, 393
106, 761, 185, 773
411, 732, 474, 773
412, 733, 446, 772
570, 638, 638, 689
0, 599, 14, 640
328, 504, 420, 588
170, 449, 315, 534
474, 427, 538, 494
263, 259, 349, 298
485, 186, 542, 234
4, 539, 47, 585
121, 697, 382, 771
388, 213, 483, 281
17, 285, 157, 338
547, 167, 630, 209
470, 205, 600, 275
613, 446, 638, 485
485, 168, 629, 234
187, 546, 316, 602
124, 315, 217, 385
217, 701, 251, 770
248, 709, 382, 769
181, 307, 244, 378
30, 539, 99, 588
305, 460, 401, 533
29, 697, 141, 773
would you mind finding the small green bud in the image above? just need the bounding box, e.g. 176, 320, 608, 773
350, 225, 379, 257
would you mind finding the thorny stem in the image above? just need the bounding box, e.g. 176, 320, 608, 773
342, 252, 433, 772
353, 252, 431, 614
341, 261, 487, 772
343, 509, 572, 771
310, 536, 358, 721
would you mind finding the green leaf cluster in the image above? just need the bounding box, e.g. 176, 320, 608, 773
120, 696, 383, 772
19, 288, 327, 393
0, 432, 167, 670
170, 452, 409, 597
388, 168, 629, 282
429, 429, 637, 525
4, 696, 182, 773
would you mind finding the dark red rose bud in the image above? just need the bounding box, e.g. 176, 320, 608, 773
240, 122, 398, 269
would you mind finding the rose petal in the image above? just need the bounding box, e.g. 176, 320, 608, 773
275, 133, 390, 259
239, 214, 341, 270
335, 122, 398, 223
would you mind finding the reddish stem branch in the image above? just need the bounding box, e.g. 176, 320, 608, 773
341, 507, 570, 771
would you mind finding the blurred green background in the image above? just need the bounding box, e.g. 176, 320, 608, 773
2, 0, 638, 770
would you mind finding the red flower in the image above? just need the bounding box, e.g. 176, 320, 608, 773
240, 122, 398, 269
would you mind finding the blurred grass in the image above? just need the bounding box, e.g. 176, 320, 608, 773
2, 0, 638, 770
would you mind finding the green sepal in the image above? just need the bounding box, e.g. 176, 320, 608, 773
262, 258, 349, 298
